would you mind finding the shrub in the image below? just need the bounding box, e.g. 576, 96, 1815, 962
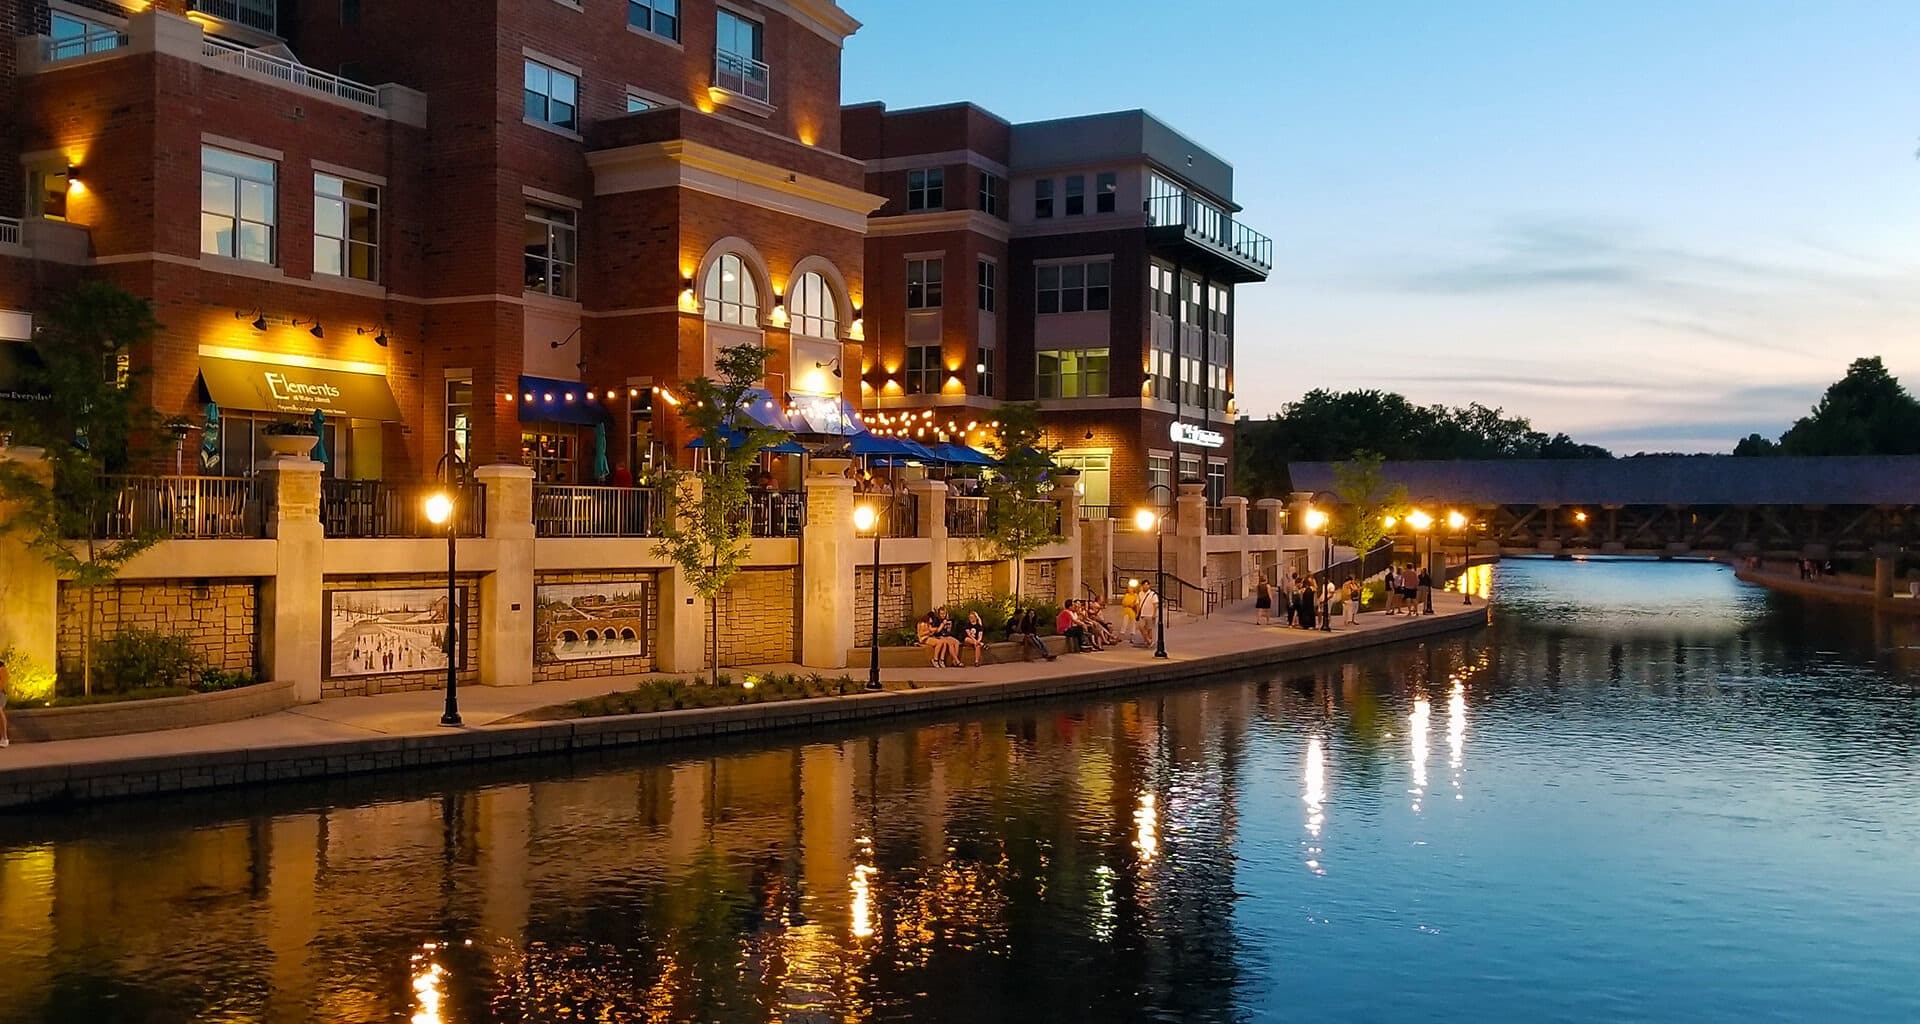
1, 646, 56, 704
195, 667, 255, 693
89, 628, 204, 694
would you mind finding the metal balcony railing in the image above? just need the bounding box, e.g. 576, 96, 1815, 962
0, 217, 19, 247
1078, 504, 1113, 522
41, 27, 127, 63
91, 475, 263, 539
201, 37, 381, 109
1205, 505, 1232, 535
323, 479, 484, 539
189, 0, 278, 35
714, 49, 771, 103
946, 496, 989, 538
864, 493, 919, 538
1145, 192, 1274, 273
746, 491, 806, 537
535, 486, 660, 538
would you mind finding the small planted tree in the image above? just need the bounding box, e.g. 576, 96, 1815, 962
653, 344, 786, 685
1329, 450, 1407, 563
0, 282, 163, 695
981, 403, 1061, 600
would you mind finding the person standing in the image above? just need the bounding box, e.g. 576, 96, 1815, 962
1417, 566, 1433, 613
1343, 577, 1361, 625
1281, 574, 1298, 627
1254, 575, 1273, 626
1296, 579, 1317, 629
1135, 585, 1160, 647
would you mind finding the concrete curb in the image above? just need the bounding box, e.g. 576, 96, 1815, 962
0, 609, 1487, 810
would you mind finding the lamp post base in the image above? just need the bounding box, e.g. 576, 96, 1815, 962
439, 714, 462, 727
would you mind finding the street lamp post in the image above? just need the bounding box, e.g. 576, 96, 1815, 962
1448, 510, 1471, 604
1133, 505, 1168, 658
1408, 509, 1435, 615
423, 472, 461, 727
854, 502, 883, 690
1304, 507, 1332, 631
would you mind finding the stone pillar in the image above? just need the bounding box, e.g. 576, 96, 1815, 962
476, 465, 535, 687
1052, 478, 1082, 603
654, 476, 706, 673
908, 478, 947, 615
261, 457, 324, 703
1174, 482, 1206, 586
1255, 497, 1286, 536
800, 458, 858, 668
0, 448, 57, 670
1287, 490, 1318, 534
1873, 548, 1896, 600
1224, 496, 1248, 535
1080, 516, 1114, 599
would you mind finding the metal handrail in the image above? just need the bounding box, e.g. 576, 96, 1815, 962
1144, 192, 1273, 271
91, 475, 263, 539
41, 28, 127, 62
534, 485, 660, 538
747, 490, 806, 537
323, 479, 484, 538
1312, 539, 1397, 589
946, 496, 989, 538
1112, 567, 1210, 614
714, 49, 771, 103
0, 217, 19, 247
189, 0, 278, 34
201, 37, 381, 109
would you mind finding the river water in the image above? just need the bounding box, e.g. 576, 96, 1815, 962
1, 559, 1917, 1024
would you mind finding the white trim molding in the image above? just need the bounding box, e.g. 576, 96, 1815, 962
588, 140, 885, 234
868, 209, 1010, 244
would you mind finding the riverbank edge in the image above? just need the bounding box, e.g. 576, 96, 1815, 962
0, 607, 1487, 811
1733, 566, 1920, 616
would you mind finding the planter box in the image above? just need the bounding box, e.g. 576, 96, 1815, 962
9, 680, 295, 742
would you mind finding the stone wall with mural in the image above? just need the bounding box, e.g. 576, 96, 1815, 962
1023, 559, 1059, 605
945, 562, 997, 607
855, 565, 914, 647
322, 575, 480, 699
534, 572, 659, 682
704, 567, 798, 667
58, 579, 258, 677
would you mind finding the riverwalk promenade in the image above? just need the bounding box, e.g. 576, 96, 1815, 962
0, 600, 1486, 809
1734, 561, 1920, 615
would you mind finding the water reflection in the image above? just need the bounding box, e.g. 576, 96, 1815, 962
1447, 680, 1466, 800
1302, 735, 1327, 875
1409, 696, 1431, 811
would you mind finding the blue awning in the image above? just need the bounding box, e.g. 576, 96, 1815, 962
930, 442, 998, 466
517, 375, 608, 426
687, 429, 808, 454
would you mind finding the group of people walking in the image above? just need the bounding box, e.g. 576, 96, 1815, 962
1250, 561, 1439, 628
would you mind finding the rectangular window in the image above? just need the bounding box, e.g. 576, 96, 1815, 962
1180, 455, 1202, 484
907, 257, 943, 310
523, 59, 579, 131
48, 12, 120, 59
1036, 260, 1111, 315
977, 173, 1004, 217
907, 167, 945, 211
1065, 174, 1085, 216
521, 431, 576, 483
201, 146, 277, 265
1148, 455, 1172, 507
976, 344, 995, 397
905, 344, 942, 394
28, 167, 69, 220
1096, 171, 1117, 213
524, 203, 578, 299
1207, 462, 1227, 506
1034, 178, 1053, 219
625, 90, 655, 113
446, 378, 473, 467
976, 259, 996, 313
313, 173, 379, 282
628, 0, 680, 40
1035, 350, 1108, 399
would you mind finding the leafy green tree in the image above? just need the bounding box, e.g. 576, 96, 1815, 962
1329, 451, 1407, 557
1776, 357, 1920, 456
1732, 433, 1779, 457
981, 403, 1061, 599
653, 344, 785, 685
0, 283, 163, 694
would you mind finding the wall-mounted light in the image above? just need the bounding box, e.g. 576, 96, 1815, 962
847, 306, 865, 341
237, 310, 268, 332
1085, 428, 1095, 440
770, 293, 789, 327
679, 274, 698, 312
815, 358, 842, 379
64, 165, 83, 192
294, 318, 324, 339
356, 326, 389, 347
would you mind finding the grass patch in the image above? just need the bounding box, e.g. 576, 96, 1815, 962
517, 672, 889, 722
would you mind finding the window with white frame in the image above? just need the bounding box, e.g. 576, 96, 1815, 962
1096, 171, 1117, 214
1035, 350, 1109, 399
978, 173, 1004, 217
905, 344, 942, 394
524, 203, 577, 298
313, 173, 379, 282
627, 0, 679, 40
1148, 454, 1172, 506
907, 257, 942, 310
908, 167, 944, 211
1065, 174, 1085, 216
1034, 178, 1054, 219
976, 343, 996, 397
49, 11, 121, 59
446, 378, 472, 467
976, 259, 996, 312
1036, 260, 1111, 314
790, 271, 837, 339
523, 59, 578, 131
1207, 461, 1227, 505
703, 253, 760, 326
201, 146, 277, 264
715, 7, 765, 98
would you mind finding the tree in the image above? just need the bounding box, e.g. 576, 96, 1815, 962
1776, 357, 1920, 456
1732, 433, 1779, 457
0, 282, 163, 695
980, 403, 1061, 599
653, 344, 786, 685
1328, 451, 1407, 558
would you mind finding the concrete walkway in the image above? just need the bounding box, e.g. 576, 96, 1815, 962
1735, 564, 1920, 616
0, 600, 1487, 808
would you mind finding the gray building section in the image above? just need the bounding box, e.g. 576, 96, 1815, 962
1288, 457, 1920, 507
1010, 109, 1238, 204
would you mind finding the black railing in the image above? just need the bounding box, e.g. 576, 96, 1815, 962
535, 485, 660, 538
1312, 539, 1397, 590
323, 479, 484, 538
1144, 192, 1274, 271
947, 496, 989, 538
1204, 505, 1232, 535
1249, 505, 1279, 535
870, 493, 920, 538
1112, 568, 1210, 615
92, 475, 262, 539
747, 491, 806, 538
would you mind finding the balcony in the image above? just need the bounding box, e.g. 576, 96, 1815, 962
189, 0, 278, 36
1144, 192, 1273, 283
87, 476, 264, 540
201, 37, 381, 109
535, 485, 661, 538
41, 25, 127, 64
323, 480, 485, 539
713, 49, 771, 105
0, 217, 19, 248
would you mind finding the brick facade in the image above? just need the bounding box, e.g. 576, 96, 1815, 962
57, 578, 258, 677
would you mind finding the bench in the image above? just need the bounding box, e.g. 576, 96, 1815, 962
847, 635, 1073, 668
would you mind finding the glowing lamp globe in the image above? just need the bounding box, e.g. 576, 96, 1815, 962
424, 492, 454, 526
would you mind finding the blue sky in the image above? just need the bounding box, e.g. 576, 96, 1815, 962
841, 1, 1920, 453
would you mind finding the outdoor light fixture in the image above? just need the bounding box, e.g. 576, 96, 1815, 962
1448, 510, 1472, 605
357, 326, 390, 347
1575, 510, 1589, 524
309, 322, 324, 339
424, 492, 454, 526
1408, 510, 1436, 614
238, 310, 268, 332
854, 503, 883, 691
1135, 502, 1170, 657
1305, 507, 1334, 631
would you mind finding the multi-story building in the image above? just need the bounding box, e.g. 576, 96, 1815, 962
0, 0, 872, 483
843, 102, 1271, 513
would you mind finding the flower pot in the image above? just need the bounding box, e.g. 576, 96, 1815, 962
264, 434, 319, 458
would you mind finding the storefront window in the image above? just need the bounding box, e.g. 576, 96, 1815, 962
521, 431, 575, 482
1147, 454, 1171, 508
1056, 452, 1111, 508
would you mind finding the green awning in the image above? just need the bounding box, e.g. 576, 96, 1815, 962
199, 354, 402, 421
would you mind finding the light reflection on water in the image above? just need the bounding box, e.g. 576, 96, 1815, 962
1, 558, 1919, 1023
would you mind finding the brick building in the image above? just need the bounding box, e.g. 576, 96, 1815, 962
0, 0, 873, 483
842, 103, 1272, 513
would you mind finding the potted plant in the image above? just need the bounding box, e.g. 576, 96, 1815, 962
262, 418, 320, 457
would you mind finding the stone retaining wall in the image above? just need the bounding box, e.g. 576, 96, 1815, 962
1023, 559, 1059, 604
58, 579, 258, 676
705, 568, 798, 667
946, 562, 997, 606
854, 565, 913, 646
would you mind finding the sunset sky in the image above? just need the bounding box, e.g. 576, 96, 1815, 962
842, 1, 1920, 453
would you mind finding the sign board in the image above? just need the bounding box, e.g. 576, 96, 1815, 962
201, 354, 403, 421
1170, 421, 1225, 448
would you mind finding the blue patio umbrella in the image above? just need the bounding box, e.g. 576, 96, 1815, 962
592, 421, 611, 482
198, 403, 221, 472
310, 409, 329, 465
835, 432, 938, 461
929, 441, 998, 466
686, 429, 807, 455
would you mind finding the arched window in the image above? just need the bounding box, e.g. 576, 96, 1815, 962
790, 271, 838, 339
703, 253, 759, 326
